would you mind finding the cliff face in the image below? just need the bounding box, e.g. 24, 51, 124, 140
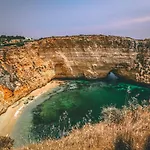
0, 35, 150, 113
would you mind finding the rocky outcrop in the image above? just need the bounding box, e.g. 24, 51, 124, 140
0, 35, 150, 113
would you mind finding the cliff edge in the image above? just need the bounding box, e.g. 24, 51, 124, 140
0, 34, 150, 113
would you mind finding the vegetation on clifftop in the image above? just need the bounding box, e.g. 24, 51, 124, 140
0, 35, 33, 48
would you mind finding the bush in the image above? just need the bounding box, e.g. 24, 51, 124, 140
143, 135, 150, 150
16, 42, 24, 47
0, 136, 14, 149
101, 106, 123, 124
114, 134, 133, 150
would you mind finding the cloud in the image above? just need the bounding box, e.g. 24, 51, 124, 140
109, 16, 150, 28
70, 16, 150, 34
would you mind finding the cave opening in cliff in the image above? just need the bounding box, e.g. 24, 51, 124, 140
106, 71, 118, 83
107, 72, 118, 80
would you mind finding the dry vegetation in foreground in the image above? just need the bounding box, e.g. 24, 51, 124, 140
16, 101, 150, 150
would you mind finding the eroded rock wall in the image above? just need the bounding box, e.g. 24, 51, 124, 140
0, 35, 150, 113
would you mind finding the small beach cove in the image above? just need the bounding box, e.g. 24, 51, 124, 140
0, 80, 65, 138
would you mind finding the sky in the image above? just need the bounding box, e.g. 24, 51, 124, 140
0, 0, 150, 39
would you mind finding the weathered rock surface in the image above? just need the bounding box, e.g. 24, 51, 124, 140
0, 35, 150, 113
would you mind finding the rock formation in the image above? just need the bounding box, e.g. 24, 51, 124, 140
0, 34, 150, 113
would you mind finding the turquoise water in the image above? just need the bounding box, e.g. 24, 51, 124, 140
11, 80, 150, 147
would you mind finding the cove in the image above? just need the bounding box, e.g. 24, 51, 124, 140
10, 80, 150, 147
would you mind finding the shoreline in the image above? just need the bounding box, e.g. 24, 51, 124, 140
0, 80, 64, 137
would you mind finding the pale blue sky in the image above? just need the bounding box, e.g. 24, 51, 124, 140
0, 0, 150, 39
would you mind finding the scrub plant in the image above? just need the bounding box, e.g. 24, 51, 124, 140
0, 136, 14, 150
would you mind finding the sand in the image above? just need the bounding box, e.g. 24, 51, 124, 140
0, 80, 64, 137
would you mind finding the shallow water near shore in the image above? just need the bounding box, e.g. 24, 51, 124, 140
10, 80, 150, 147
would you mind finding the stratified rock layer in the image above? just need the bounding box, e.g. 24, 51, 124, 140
0, 35, 150, 113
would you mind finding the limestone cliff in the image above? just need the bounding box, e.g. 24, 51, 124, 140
0, 35, 150, 113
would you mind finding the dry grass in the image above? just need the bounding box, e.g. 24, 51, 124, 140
15, 102, 150, 150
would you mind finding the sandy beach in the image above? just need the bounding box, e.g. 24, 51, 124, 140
0, 80, 64, 137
